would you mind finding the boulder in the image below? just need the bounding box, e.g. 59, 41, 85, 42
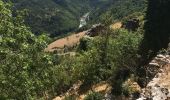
122, 18, 140, 31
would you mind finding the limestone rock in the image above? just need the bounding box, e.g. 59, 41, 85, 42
137, 53, 170, 100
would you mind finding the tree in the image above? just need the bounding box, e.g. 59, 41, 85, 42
0, 1, 59, 99
140, 0, 170, 63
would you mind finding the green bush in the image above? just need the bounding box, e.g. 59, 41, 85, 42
84, 92, 104, 100
0, 1, 70, 99
72, 28, 142, 86
65, 95, 76, 100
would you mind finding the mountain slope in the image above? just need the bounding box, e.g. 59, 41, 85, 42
10, 0, 90, 36
90, 0, 146, 23
6, 0, 146, 37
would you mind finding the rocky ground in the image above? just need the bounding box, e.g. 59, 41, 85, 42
137, 53, 170, 100
53, 81, 112, 100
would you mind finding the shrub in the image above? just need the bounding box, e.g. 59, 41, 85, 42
84, 92, 104, 100
65, 95, 76, 100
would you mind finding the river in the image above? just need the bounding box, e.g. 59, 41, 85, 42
79, 12, 90, 28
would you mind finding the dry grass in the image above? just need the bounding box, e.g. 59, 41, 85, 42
53, 81, 112, 100
158, 64, 170, 89
45, 31, 86, 52
110, 22, 122, 30
45, 22, 122, 52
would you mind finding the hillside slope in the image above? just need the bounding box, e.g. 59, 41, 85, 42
7, 0, 111, 36
4, 0, 146, 37
45, 22, 122, 52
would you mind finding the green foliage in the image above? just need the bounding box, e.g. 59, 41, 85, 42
137, 0, 170, 88
65, 95, 76, 100
0, 1, 146, 99
122, 11, 145, 32
84, 92, 104, 100
110, 29, 142, 95
140, 0, 170, 61
77, 36, 93, 52
71, 28, 142, 85
122, 12, 144, 23
0, 1, 63, 99
7, 0, 91, 36
112, 29, 142, 71
91, 0, 146, 23
8, 0, 112, 36
3, 0, 147, 37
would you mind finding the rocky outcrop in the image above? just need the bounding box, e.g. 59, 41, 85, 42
53, 81, 83, 100
137, 53, 170, 100
122, 18, 140, 31
86, 24, 104, 37
147, 54, 170, 80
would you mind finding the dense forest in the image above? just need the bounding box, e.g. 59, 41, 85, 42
3, 0, 145, 37
3, 0, 110, 36
0, 0, 170, 99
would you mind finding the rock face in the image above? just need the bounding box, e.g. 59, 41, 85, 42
137, 53, 170, 100
123, 19, 140, 31
86, 24, 104, 37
